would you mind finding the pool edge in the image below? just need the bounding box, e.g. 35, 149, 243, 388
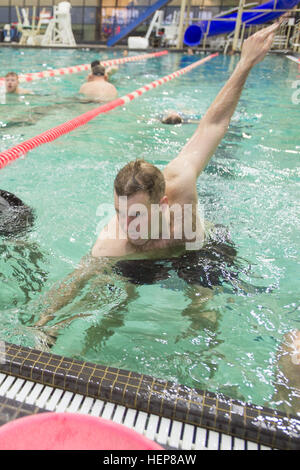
0, 341, 299, 450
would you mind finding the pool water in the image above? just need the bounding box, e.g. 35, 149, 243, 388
0, 48, 299, 414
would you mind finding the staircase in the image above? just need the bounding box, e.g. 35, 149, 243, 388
107, 0, 173, 46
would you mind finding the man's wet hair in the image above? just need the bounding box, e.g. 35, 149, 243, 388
161, 113, 183, 125
114, 159, 165, 203
0, 190, 35, 237
91, 60, 100, 69
5, 72, 18, 79
92, 64, 106, 77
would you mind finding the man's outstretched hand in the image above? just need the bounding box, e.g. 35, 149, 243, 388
240, 20, 282, 68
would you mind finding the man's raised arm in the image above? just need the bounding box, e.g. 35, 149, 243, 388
165, 21, 281, 181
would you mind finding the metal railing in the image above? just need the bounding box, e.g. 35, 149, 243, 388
188, 7, 300, 52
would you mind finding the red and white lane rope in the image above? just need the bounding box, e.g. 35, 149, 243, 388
0, 53, 218, 170
0, 50, 168, 84
286, 55, 300, 64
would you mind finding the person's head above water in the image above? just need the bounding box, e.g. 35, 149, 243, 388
4, 72, 33, 95
87, 63, 107, 82
5, 72, 19, 93
91, 64, 106, 77
0, 190, 35, 237
91, 60, 100, 69
87, 61, 101, 81
114, 159, 165, 202
87, 60, 118, 83
113, 159, 167, 246
161, 111, 183, 125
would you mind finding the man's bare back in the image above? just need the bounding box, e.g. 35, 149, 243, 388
79, 79, 117, 102
79, 64, 117, 102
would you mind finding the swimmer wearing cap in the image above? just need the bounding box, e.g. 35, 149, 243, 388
80, 63, 118, 102
5, 72, 33, 95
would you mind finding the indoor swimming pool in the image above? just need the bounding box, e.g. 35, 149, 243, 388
0, 47, 299, 419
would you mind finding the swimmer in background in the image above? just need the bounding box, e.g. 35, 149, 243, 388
5, 72, 34, 95
79, 64, 118, 102
1, 65, 115, 128
160, 110, 252, 141
225, 45, 235, 56
86, 60, 119, 83
161, 110, 199, 125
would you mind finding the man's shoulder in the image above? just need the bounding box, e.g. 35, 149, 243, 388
107, 81, 117, 90
92, 236, 129, 258
18, 88, 33, 95
164, 157, 198, 204
79, 82, 90, 92
92, 218, 129, 258
100, 80, 117, 94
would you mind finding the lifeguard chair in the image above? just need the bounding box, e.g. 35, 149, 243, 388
41, 2, 76, 47
15, 6, 41, 45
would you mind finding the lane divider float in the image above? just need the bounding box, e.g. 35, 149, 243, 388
0, 51, 168, 84
286, 55, 300, 64
0, 53, 218, 170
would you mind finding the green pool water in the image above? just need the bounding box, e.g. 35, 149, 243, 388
0, 48, 299, 414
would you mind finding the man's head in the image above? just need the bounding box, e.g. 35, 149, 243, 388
91, 60, 100, 69
114, 160, 167, 245
5, 72, 19, 94
0, 190, 35, 237
161, 111, 183, 125
92, 64, 106, 78
87, 61, 106, 82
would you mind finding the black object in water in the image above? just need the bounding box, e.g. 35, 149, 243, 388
114, 231, 239, 289
0, 190, 35, 237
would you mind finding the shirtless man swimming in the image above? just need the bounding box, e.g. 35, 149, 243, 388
36, 22, 282, 317
5, 72, 33, 95
92, 23, 282, 259
33, 20, 288, 326
35, 22, 300, 401
79, 64, 118, 102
